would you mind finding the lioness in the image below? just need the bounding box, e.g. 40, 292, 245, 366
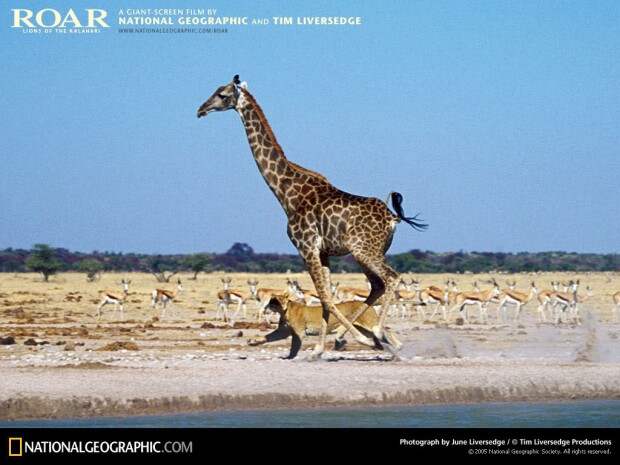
247, 295, 402, 359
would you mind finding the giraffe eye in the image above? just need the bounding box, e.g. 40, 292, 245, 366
218, 93, 228, 100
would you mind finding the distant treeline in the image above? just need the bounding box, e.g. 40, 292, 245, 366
1, 243, 618, 275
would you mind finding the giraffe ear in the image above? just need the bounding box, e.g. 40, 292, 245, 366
238, 81, 248, 90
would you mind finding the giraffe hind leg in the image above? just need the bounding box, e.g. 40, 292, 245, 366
333, 265, 384, 341
350, 253, 399, 344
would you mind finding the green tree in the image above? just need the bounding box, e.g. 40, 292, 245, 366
77, 259, 104, 281
183, 254, 211, 280
25, 244, 62, 281
147, 255, 178, 282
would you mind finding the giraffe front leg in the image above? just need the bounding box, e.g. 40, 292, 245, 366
303, 253, 374, 360
308, 305, 329, 361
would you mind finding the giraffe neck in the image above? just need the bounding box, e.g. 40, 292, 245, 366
235, 88, 323, 214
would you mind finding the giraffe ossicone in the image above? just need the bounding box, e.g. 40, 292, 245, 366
197, 75, 426, 359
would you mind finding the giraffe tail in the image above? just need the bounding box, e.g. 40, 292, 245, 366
389, 192, 428, 232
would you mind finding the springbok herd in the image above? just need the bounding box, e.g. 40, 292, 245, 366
96, 274, 620, 326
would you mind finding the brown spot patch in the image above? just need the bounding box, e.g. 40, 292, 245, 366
96, 341, 140, 351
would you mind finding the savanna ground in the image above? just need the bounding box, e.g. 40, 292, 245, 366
0, 272, 619, 420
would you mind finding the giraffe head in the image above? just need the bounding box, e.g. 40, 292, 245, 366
197, 75, 247, 118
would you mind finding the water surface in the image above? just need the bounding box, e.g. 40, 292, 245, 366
2, 400, 619, 428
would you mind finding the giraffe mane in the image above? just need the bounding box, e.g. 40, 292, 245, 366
288, 160, 329, 182
240, 88, 329, 183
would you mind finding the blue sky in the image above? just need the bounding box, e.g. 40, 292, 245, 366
1, 0, 619, 254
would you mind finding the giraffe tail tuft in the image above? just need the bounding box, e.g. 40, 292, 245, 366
389, 192, 428, 232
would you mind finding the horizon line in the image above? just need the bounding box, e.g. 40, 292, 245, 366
1, 245, 619, 256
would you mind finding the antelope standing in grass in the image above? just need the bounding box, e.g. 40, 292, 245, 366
550, 280, 579, 325
536, 281, 559, 322
446, 280, 459, 305
96, 279, 130, 320
574, 285, 593, 324
249, 278, 303, 323
394, 279, 443, 321
553, 282, 592, 325
335, 281, 371, 303
612, 292, 620, 323
505, 280, 517, 291
216, 277, 254, 322
288, 279, 339, 306
496, 279, 517, 305
151, 279, 184, 318
496, 282, 538, 322
449, 279, 500, 324
286, 279, 313, 304
418, 280, 451, 321
392, 278, 418, 320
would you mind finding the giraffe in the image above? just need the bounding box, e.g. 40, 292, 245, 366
197, 75, 426, 359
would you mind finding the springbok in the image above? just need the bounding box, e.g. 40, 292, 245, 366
613, 292, 620, 323
391, 278, 418, 320
505, 280, 517, 291
216, 277, 254, 322
446, 280, 459, 305
291, 279, 340, 306
573, 285, 593, 324
393, 279, 443, 321
496, 282, 538, 322
249, 278, 303, 323
96, 279, 130, 320
151, 279, 184, 318
550, 280, 579, 325
449, 279, 500, 324
335, 281, 371, 303
553, 282, 592, 325
418, 280, 450, 321
536, 281, 559, 322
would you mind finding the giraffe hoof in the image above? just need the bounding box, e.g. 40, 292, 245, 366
306, 351, 323, 362
356, 335, 376, 347
334, 338, 348, 351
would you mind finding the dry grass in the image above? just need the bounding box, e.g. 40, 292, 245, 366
1, 272, 619, 420
0, 271, 617, 360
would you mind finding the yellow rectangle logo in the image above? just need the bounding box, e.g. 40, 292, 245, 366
8, 437, 23, 457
